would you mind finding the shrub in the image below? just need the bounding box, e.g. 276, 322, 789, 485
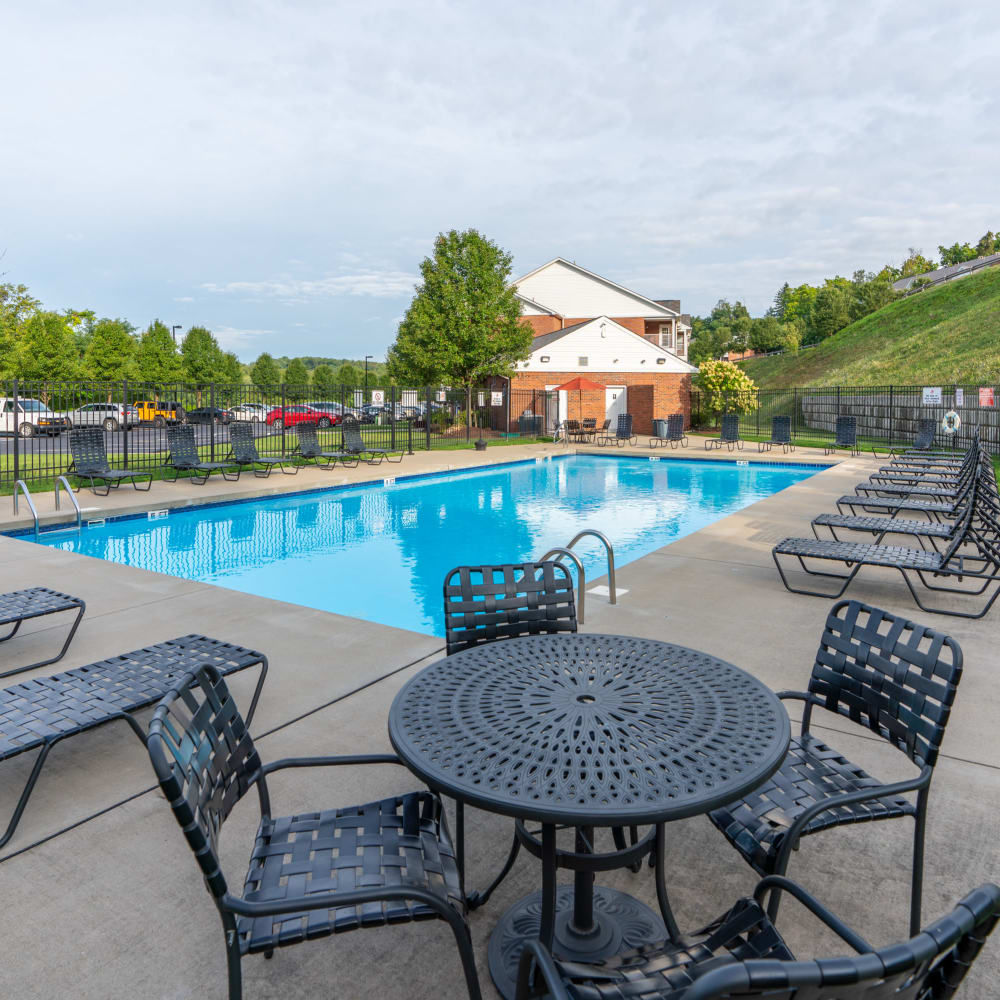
696, 360, 757, 423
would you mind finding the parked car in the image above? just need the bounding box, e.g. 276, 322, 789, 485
304, 401, 343, 425
228, 403, 268, 422
135, 400, 185, 427
64, 402, 139, 431
0, 397, 67, 437
184, 406, 232, 425
265, 405, 332, 430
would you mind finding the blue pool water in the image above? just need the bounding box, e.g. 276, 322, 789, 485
33, 456, 818, 636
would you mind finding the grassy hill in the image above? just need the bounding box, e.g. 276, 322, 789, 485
740, 265, 1000, 388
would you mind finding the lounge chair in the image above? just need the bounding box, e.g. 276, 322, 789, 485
705, 413, 743, 451
341, 414, 404, 464
68, 427, 153, 495
666, 413, 688, 448
758, 415, 793, 454
294, 422, 360, 469
0, 635, 266, 851
824, 414, 860, 456
598, 413, 636, 447
515, 878, 1000, 1000
147, 664, 481, 1000
164, 425, 240, 484
0, 588, 86, 679
228, 421, 297, 477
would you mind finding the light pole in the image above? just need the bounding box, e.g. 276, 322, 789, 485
171, 325, 182, 343
364, 355, 373, 396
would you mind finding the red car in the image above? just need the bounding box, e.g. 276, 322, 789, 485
264, 405, 334, 430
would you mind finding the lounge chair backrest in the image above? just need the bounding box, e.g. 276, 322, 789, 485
68, 427, 111, 474
147, 664, 262, 900
808, 600, 962, 768
615, 414, 633, 439
667, 414, 685, 439
295, 421, 322, 457
834, 414, 857, 446
683, 882, 1000, 1000
720, 413, 740, 442
914, 418, 936, 450
443, 561, 577, 656
341, 414, 365, 454
229, 421, 262, 462
166, 425, 200, 465
770, 415, 791, 444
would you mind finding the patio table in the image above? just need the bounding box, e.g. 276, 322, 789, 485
388, 633, 790, 999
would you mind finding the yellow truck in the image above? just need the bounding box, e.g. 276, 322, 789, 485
135, 400, 185, 427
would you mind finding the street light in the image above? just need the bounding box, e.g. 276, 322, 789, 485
171, 325, 182, 343
365, 355, 373, 395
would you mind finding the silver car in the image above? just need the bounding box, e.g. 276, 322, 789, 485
228, 403, 268, 422
65, 402, 139, 431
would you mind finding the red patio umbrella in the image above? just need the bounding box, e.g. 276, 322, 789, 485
554, 376, 606, 432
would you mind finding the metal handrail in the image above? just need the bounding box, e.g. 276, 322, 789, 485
12, 480, 39, 540
54, 476, 82, 532
537, 546, 587, 624
564, 529, 617, 605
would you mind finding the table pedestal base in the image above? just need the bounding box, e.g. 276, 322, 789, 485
487, 885, 667, 1000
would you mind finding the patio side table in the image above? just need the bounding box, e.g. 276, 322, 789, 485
388, 633, 789, 999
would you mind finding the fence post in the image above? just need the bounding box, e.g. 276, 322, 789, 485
407, 413, 413, 454
122, 378, 129, 469
210, 382, 216, 461
12, 378, 18, 484
836, 385, 841, 416
888, 385, 894, 449
281, 383, 286, 457
755, 389, 760, 438
425, 387, 432, 451
793, 387, 798, 440
390, 385, 396, 451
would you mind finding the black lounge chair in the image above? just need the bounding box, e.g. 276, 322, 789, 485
824, 414, 860, 456
758, 415, 793, 454
228, 421, 297, 477
67, 427, 153, 495
0, 588, 85, 679
649, 414, 688, 449
341, 414, 404, 464
294, 422, 360, 469
708, 600, 961, 935
599, 413, 636, 447
165, 425, 240, 484
147, 664, 481, 1000
812, 510, 964, 551
705, 413, 743, 451
910, 417, 937, 451
0, 635, 266, 852
515, 877, 999, 1000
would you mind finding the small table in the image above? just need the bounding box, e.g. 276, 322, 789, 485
388, 634, 789, 999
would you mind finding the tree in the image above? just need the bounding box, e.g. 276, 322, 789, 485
938, 242, 977, 267
688, 323, 728, 365
975, 231, 999, 257
900, 248, 935, 278
312, 363, 336, 397
136, 320, 184, 384
849, 269, 898, 323
386, 228, 533, 431
221, 351, 243, 384
0, 281, 40, 376
84, 319, 136, 380
15, 312, 80, 381
180, 326, 225, 383
748, 316, 789, 354
695, 360, 757, 424
250, 352, 280, 388
335, 362, 359, 389
809, 281, 852, 341
284, 357, 309, 387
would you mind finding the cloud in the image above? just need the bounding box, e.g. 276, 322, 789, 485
213, 326, 273, 352
200, 270, 416, 301
173, 295, 194, 302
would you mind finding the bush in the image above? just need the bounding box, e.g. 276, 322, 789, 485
696, 360, 757, 423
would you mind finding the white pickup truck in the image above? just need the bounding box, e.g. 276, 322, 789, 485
0, 397, 68, 437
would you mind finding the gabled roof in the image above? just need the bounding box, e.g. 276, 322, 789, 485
512, 258, 681, 318
529, 320, 592, 350
514, 291, 562, 317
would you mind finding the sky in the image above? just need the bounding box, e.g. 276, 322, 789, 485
2, 1, 999, 361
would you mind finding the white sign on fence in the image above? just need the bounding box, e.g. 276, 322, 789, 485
491, 391, 503, 407
955, 388, 964, 407
371, 389, 385, 405
477, 392, 485, 406
922, 386, 942, 406
436, 390, 446, 402
353, 390, 364, 406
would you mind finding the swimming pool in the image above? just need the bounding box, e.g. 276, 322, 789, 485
31, 455, 820, 635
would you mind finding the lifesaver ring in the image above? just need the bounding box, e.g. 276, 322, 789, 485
942, 410, 961, 435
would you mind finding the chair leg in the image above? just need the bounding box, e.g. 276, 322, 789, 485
442, 909, 483, 1000
0, 600, 86, 679
224, 925, 243, 1000
911, 791, 927, 937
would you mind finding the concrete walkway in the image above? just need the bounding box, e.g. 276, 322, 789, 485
0, 445, 996, 999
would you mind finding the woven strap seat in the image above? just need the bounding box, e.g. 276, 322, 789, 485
0, 588, 82, 628
812, 513, 955, 539
706, 413, 742, 451
836, 493, 959, 516
341, 415, 403, 463
774, 536, 944, 572
856, 479, 967, 498
229, 422, 296, 477
68, 427, 152, 494
709, 733, 916, 873
295, 424, 359, 467
239, 792, 463, 954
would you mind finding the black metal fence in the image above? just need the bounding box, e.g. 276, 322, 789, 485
0, 379, 557, 488
691, 384, 1000, 454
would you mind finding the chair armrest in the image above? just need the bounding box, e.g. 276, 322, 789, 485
775, 690, 816, 703
752, 876, 873, 953
223, 881, 458, 920
260, 753, 403, 776
515, 940, 571, 1000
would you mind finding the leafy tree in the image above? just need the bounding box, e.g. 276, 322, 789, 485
849, 269, 898, 322
688, 323, 728, 365
16, 312, 80, 381
136, 320, 184, 384
284, 357, 309, 386
748, 316, 797, 354
809, 281, 852, 341
221, 351, 243, 384
975, 231, 999, 257
0, 281, 40, 376
767, 283, 791, 320
250, 352, 280, 388
783, 284, 818, 328
900, 248, 935, 278
938, 242, 977, 267
84, 319, 136, 380
181, 326, 225, 383
695, 360, 757, 424
335, 362, 359, 389
386, 228, 533, 430
312, 364, 336, 397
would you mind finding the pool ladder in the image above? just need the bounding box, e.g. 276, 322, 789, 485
13, 477, 81, 540
537, 529, 617, 625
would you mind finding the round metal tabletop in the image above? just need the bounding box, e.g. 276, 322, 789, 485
388, 633, 790, 827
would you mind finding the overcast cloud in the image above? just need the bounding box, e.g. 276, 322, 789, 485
2, 1, 998, 359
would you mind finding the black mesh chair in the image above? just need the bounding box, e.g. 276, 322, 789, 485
611, 413, 637, 447
294, 422, 360, 469
515, 876, 1000, 1000
147, 664, 482, 1000
165, 425, 240, 484
229, 421, 297, 477
825, 414, 860, 456
593, 419, 613, 445
758, 415, 794, 454
341, 414, 404, 464
709, 600, 962, 936
68, 427, 153, 495
705, 413, 743, 451
913, 417, 937, 451
666, 413, 688, 448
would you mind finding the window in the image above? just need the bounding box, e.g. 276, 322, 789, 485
677, 332, 686, 354
578, 356, 589, 366
659, 324, 673, 349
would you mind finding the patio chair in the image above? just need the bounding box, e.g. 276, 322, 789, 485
705, 413, 743, 452
665, 413, 688, 448
164, 425, 240, 484
0, 635, 266, 852
592, 419, 613, 444
228, 421, 297, 477
579, 417, 597, 441
709, 600, 962, 936
0, 587, 85, 679
607, 413, 637, 447
824, 414, 860, 456
341, 413, 404, 464
563, 419, 583, 442
294, 422, 360, 469
515, 876, 1000, 1000
147, 664, 482, 1000
877, 418, 937, 459
758, 415, 794, 454
67, 427, 153, 496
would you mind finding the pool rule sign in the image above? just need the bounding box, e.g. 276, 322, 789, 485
371, 390, 385, 405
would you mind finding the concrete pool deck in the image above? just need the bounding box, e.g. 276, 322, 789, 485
0, 443, 996, 999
